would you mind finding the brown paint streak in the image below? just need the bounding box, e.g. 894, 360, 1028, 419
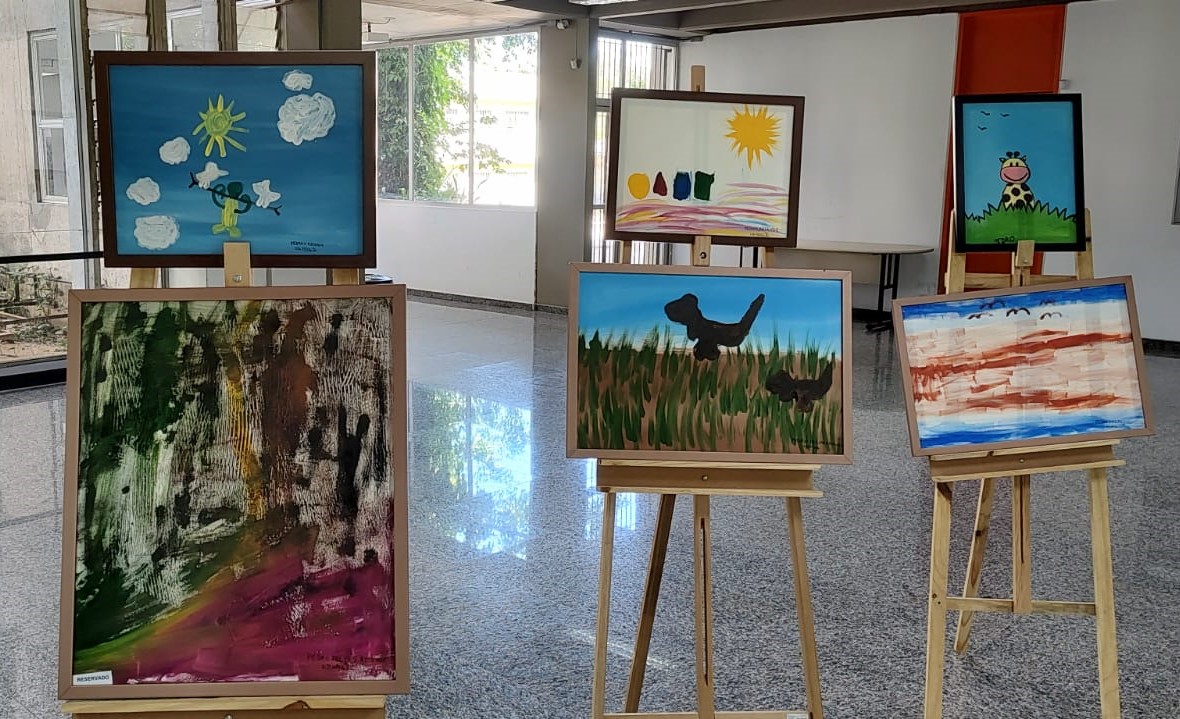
910, 331, 1131, 386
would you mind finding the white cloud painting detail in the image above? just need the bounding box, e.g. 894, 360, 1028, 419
194, 161, 229, 189
897, 280, 1152, 454
134, 215, 180, 250
278, 93, 336, 145
613, 96, 797, 240
158, 137, 191, 165
253, 180, 281, 209
126, 177, 161, 206
283, 69, 313, 91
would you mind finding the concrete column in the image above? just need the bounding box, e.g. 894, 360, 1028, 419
280, 0, 360, 51
534, 19, 596, 308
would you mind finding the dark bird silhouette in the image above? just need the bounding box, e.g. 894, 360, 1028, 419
1001, 112, 1010, 117
1040, 311, 1063, 319
1005, 306, 1031, 316
977, 125, 988, 131
1038, 299, 1057, 306
664, 293, 765, 361
765, 360, 835, 412
980, 110, 991, 116
980, 299, 1006, 310
967, 312, 994, 320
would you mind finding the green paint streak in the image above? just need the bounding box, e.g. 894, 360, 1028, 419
964, 203, 1078, 247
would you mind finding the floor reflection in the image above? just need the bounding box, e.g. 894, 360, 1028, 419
410, 383, 533, 559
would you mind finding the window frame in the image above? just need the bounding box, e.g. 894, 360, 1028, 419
29, 29, 68, 204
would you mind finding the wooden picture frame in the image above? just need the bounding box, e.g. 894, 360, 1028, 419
567, 263, 852, 464
953, 93, 1086, 252
94, 51, 377, 268
892, 276, 1154, 457
605, 89, 805, 248
59, 284, 409, 699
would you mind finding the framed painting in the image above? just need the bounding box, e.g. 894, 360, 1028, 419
567, 264, 851, 464
94, 51, 376, 268
953, 93, 1086, 252
605, 89, 805, 247
892, 277, 1154, 457
59, 284, 409, 699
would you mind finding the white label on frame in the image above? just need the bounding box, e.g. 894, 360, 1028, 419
73, 670, 113, 686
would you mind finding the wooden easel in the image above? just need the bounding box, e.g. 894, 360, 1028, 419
64, 244, 380, 719
924, 216, 1127, 718
945, 208, 1094, 293
591, 66, 822, 719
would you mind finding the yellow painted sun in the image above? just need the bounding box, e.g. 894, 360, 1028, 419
725, 105, 780, 169
192, 94, 248, 158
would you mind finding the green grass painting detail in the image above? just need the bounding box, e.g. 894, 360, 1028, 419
569, 267, 849, 462
963, 202, 1078, 248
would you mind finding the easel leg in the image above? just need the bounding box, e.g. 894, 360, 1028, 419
786, 497, 824, 719
953, 477, 996, 653
1011, 474, 1033, 614
591, 492, 618, 719
692, 495, 717, 719
1088, 468, 1122, 719
624, 493, 676, 712
924, 482, 953, 719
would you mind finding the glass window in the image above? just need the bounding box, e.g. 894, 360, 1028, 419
413, 40, 470, 203
473, 33, 538, 206
377, 46, 410, 199
29, 31, 67, 202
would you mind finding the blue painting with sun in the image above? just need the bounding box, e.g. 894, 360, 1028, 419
610, 91, 803, 247
954, 94, 1086, 252
104, 60, 367, 259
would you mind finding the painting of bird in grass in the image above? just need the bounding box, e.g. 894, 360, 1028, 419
567, 264, 851, 463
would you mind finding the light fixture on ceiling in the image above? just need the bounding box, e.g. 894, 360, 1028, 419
361, 20, 391, 45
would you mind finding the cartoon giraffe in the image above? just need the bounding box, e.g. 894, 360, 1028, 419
998, 151, 1036, 209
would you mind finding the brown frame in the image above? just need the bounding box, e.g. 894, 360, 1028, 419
93, 51, 377, 268
605, 88, 805, 248
59, 284, 410, 699
566, 263, 852, 464
891, 276, 1155, 457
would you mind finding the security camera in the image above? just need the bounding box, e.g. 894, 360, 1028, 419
555, 19, 572, 30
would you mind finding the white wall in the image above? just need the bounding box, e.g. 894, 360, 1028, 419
678, 13, 958, 298
1056, 0, 1180, 341
375, 200, 536, 305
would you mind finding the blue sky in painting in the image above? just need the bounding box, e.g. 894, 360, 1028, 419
900, 282, 1125, 322
107, 63, 364, 256
577, 271, 843, 354
960, 99, 1078, 216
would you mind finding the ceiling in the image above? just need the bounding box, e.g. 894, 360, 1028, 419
363, 0, 1088, 41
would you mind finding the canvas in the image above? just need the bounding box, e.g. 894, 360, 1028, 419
953, 93, 1086, 252
606, 90, 804, 247
59, 285, 409, 699
892, 277, 1154, 457
567, 264, 851, 464
95, 51, 376, 268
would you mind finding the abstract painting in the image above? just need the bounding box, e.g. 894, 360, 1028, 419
567, 264, 851, 463
606, 89, 804, 247
94, 51, 375, 267
954, 93, 1086, 252
59, 285, 408, 699
893, 277, 1154, 456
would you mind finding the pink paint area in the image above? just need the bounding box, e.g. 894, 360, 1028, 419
1000, 165, 1030, 183
616, 183, 788, 238
102, 546, 396, 685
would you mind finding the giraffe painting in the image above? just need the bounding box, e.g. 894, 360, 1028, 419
953, 93, 1086, 252
998, 151, 1036, 209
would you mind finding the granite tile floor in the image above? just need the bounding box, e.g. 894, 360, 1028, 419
2, 297, 1179, 718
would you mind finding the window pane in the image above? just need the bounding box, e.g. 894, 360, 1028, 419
473, 33, 537, 206
597, 37, 622, 101
413, 40, 470, 203
0, 260, 80, 368
593, 111, 609, 207
88, 2, 149, 51
34, 37, 63, 120
40, 127, 68, 199
237, 1, 277, 52
167, 6, 204, 50
377, 47, 410, 199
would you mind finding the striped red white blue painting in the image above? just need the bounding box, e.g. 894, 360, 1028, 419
894, 278, 1153, 455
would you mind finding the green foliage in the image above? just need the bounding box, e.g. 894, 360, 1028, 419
0, 264, 68, 347
576, 329, 842, 457
964, 202, 1079, 247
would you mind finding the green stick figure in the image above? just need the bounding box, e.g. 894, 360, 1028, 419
211, 181, 253, 239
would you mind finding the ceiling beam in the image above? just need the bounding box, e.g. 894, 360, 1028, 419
495, 0, 589, 18
591, 0, 766, 20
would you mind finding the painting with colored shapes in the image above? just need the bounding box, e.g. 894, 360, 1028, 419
59, 285, 409, 699
892, 278, 1154, 457
567, 264, 851, 464
95, 51, 375, 267
953, 93, 1086, 252
606, 89, 804, 247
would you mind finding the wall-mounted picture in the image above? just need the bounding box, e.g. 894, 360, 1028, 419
953, 93, 1086, 252
95, 51, 376, 268
606, 89, 804, 247
567, 264, 851, 464
893, 277, 1153, 457
59, 285, 409, 699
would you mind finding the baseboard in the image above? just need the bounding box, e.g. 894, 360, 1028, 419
0, 357, 66, 393
1144, 337, 1180, 358
406, 289, 568, 315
